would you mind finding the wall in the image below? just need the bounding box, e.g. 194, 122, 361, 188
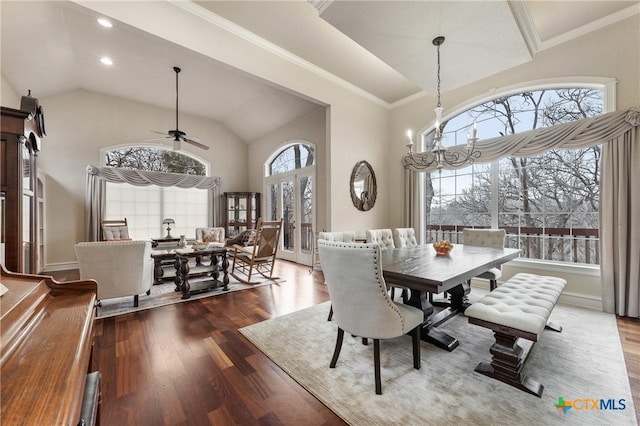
1, 75, 19, 107
36, 89, 247, 270
387, 16, 640, 307
247, 106, 327, 229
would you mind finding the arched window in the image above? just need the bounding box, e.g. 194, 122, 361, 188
268, 143, 315, 176
423, 86, 605, 265
103, 146, 210, 240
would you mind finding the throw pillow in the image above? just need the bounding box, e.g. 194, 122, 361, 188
202, 229, 220, 243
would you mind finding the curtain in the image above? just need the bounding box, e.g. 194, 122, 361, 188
403, 168, 421, 241
403, 107, 640, 173
85, 165, 223, 241
600, 127, 640, 317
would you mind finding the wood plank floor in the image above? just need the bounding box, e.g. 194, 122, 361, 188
51, 261, 640, 425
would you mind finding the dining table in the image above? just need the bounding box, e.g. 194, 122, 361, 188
380, 244, 521, 351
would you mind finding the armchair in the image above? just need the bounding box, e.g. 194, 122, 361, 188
195, 227, 226, 247
318, 240, 423, 394
75, 240, 153, 307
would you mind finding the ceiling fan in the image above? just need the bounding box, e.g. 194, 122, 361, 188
146, 66, 209, 150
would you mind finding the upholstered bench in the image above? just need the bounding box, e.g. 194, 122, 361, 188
465, 272, 566, 397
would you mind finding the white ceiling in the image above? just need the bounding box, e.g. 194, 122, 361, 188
1, 1, 637, 145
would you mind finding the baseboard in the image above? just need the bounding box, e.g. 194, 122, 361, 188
41, 261, 78, 273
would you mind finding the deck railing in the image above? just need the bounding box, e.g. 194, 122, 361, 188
426, 225, 599, 265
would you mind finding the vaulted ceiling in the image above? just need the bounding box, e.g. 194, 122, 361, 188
1, 1, 637, 144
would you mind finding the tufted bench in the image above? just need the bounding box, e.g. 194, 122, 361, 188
465, 272, 566, 397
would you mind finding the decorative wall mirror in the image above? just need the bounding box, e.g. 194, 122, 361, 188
350, 160, 377, 211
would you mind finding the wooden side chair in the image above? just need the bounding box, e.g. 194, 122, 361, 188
231, 219, 283, 284
318, 240, 423, 394
100, 218, 131, 241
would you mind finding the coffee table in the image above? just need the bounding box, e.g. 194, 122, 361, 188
151, 246, 229, 299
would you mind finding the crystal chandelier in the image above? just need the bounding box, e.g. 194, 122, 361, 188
403, 36, 481, 172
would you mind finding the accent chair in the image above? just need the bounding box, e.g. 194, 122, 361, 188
231, 219, 283, 284
74, 240, 153, 307
318, 240, 423, 394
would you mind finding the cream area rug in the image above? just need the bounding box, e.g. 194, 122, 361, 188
239, 297, 637, 426
96, 276, 283, 319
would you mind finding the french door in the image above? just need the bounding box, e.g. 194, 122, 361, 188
265, 170, 314, 265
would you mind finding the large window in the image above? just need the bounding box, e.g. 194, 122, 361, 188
103, 146, 208, 240
424, 88, 603, 265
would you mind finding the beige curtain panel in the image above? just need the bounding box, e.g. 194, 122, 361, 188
85, 165, 223, 242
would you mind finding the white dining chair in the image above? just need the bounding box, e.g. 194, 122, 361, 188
462, 228, 507, 291
393, 228, 418, 248
318, 240, 423, 394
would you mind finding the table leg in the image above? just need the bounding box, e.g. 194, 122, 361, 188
177, 257, 192, 299
221, 251, 229, 290
153, 258, 164, 284
406, 289, 459, 352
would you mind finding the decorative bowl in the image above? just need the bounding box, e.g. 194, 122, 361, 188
191, 242, 209, 251
433, 241, 454, 256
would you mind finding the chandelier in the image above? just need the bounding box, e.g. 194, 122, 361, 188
403, 36, 481, 172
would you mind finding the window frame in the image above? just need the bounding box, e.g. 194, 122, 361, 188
418, 77, 615, 272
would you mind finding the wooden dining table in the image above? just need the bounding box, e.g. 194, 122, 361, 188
380, 244, 521, 351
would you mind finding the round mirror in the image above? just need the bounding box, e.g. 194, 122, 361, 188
350, 160, 377, 211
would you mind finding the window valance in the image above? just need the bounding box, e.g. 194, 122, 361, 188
403, 107, 640, 172
86, 165, 222, 189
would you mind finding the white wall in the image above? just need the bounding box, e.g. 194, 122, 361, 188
37, 89, 247, 269
1, 75, 19, 107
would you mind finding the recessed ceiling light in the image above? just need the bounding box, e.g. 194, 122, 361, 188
97, 18, 112, 28
100, 57, 113, 66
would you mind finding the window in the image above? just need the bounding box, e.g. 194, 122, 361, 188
103, 146, 208, 240
268, 143, 314, 176
424, 88, 603, 265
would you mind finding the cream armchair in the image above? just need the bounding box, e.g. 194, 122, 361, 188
75, 240, 153, 307
195, 227, 226, 247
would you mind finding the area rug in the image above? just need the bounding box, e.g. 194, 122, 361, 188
96, 276, 284, 319
239, 297, 637, 426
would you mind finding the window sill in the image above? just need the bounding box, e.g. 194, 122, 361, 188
507, 258, 600, 277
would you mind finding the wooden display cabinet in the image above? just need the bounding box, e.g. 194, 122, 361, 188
1, 106, 43, 273
224, 192, 260, 237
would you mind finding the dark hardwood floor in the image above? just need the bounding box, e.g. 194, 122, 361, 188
51, 262, 639, 425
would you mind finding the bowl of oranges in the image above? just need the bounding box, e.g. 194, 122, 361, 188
433, 240, 454, 256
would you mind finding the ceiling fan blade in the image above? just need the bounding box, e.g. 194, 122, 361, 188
183, 137, 209, 150
150, 130, 169, 136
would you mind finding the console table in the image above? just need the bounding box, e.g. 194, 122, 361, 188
151, 247, 229, 299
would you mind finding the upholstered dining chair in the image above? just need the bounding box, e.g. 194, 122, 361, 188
393, 227, 418, 248
318, 240, 423, 395
231, 219, 283, 284
462, 228, 507, 291
75, 240, 153, 307
318, 231, 356, 243
365, 229, 395, 250
318, 231, 357, 321
367, 228, 408, 301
